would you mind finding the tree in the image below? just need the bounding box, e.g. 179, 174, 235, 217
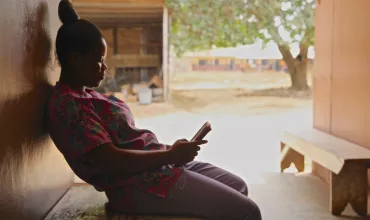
166, 0, 315, 90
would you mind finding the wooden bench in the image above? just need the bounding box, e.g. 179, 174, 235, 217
280, 127, 370, 217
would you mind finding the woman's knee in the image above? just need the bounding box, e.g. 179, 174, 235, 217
232, 175, 249, 196
225, 195, 261, 220
244, 201, 262, 220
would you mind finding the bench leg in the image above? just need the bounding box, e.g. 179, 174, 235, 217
280, 142, 304, 172
330, 161, 367, 216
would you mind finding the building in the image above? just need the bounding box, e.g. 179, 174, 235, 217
74, 0, 171, 101
179, 41, 315, 72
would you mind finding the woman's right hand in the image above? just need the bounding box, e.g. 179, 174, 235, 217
168, 139, 207, 166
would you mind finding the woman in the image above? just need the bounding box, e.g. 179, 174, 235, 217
47, 1, 262, 219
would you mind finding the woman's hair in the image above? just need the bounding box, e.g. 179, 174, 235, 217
56, 0, 103, 67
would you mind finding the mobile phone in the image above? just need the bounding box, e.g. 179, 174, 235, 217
191, 122, 212, 141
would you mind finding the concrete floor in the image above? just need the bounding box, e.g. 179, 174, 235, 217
47, 173, 367, 220
251, 173, 369, 220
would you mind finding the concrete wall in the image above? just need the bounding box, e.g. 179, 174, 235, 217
313, 0, 370, 183
0, 1, 74, 219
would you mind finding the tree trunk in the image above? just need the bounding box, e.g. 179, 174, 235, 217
278, 44, 310, 90
284, 56, 309, 90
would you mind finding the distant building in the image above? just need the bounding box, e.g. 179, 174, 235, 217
176, 41, 315, 72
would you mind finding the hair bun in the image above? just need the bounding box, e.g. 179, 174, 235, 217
58, 0, 79, 25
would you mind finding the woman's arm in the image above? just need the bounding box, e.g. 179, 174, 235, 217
82, 143, 173, 176
81, 139, 206, 176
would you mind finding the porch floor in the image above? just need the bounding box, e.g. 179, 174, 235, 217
45, 173, 366, 220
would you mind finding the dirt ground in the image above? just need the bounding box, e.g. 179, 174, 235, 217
128, 71, 313, 119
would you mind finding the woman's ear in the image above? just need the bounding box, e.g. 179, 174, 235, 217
68, 51, 81, 68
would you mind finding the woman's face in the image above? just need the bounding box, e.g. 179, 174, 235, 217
75, 37, 108, 88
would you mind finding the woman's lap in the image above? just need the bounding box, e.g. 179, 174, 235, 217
183, 161, 249, 196
107, 161, 261, 220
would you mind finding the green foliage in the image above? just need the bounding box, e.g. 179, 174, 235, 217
166, 0, 315, 56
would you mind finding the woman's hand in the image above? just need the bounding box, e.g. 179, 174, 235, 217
168, 139, 207, 166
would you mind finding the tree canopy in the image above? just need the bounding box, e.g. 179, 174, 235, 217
166, 0, 315, 56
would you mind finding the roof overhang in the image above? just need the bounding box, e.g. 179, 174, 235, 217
73, 0, 164, 26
